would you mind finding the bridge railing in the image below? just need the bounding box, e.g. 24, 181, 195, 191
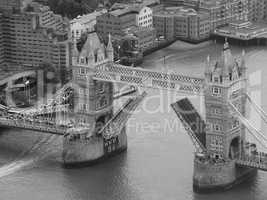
0, 116, 67, 135
235, 151, 267, 170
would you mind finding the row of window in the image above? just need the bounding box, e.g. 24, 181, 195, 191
206, 123, 222, 132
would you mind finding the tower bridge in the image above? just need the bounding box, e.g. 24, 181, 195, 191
0, 32, 267, 191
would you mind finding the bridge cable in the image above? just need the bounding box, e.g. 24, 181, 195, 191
228, 101, 267, 149
246, 93, 267, 125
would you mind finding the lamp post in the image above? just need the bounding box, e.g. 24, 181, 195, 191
25, 80, 30, 105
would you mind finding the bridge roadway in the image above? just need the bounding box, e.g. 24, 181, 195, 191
0, 115, 68, 135
236, 152, 267, 171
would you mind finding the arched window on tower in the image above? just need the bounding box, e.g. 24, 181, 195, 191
96, 82, 105, 93
97, 96, 108, 110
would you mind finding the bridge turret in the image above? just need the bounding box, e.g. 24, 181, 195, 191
106, 33, 114, 61
204, 41, 247, 160
204, 55, 212, 81
239, 49, 247, 78
72, 40, 79, 65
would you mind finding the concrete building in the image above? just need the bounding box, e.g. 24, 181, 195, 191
70, 9, 107, 41
124, 25, 157, 51
153, 7, 210, 42
161, 0, 248, 31
199, 0, 248, 31
0, 1, 70, 82
29, 2, 66, 32
96, 8, 139, 42
247, 0, 267, 22
0, 0, 23, 13
214, 20, 267, 41
110, 4, 153, 28
136, 6, 153, 28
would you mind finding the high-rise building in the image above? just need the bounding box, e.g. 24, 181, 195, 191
0, 1, 71, 82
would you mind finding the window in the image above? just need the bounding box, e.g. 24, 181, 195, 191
214, 124, 222, 131
214, 108, 222, 115
96, 82, 105, 93
212, 87, 221, 95
97, 96, 108, 110
80, 67, 85, 74
232, 120, 240, 129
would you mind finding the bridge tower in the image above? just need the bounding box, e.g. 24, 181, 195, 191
193, 41, 256, 192
62, 32, 128, 166
204, 41, 247, 160
70, 32, 114, 128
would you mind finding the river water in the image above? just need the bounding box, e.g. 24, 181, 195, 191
0, 41, 267, 200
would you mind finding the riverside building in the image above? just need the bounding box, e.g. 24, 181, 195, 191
0, 0, 70, 82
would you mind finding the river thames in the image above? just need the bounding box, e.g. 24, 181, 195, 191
0, 40, 267, 200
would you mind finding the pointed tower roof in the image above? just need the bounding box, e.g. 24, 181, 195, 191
205, 55, 211, 74
107, 33, 113, 50
80, 32, 102, 58
215, 39, 236, 76
73, 39, 79, 57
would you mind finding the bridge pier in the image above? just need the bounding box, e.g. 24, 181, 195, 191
62, 126, 127, 167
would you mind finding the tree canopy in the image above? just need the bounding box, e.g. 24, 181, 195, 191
47, 0, 87, 19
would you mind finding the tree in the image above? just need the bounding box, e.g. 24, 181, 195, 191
47, 0, 87, 19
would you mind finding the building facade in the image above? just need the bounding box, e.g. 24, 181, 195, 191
96, 8, 138, 42
161, 0, 248, 31
0, 0, 22, 13
153, 7, 210, 42
70, 9, 107, 41
200, 0, 248, 31
136, 6, 153, 28
247, 0, 267, 22
0, 1, 70, 82
124, 25, 157, 51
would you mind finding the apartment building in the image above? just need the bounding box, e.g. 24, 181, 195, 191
0, 0, 22, 13
96, 8, 139, 42
153, 7, 210, 42
0, 1, 70, 82
161, 0, 248, 31
247, 0, 267, 22
124, 25, 157, 51
200, 0, 248, 31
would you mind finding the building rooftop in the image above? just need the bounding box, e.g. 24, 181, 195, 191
109, 8, 139, 17
154, 6, 208, 18
214, 21, 267, 40
71, 9, 107, 26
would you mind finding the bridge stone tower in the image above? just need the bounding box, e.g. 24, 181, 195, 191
70, 32, 114, 129
192, 41, 255, 192
204, 41, 247, 160
62, 32, 128, 165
